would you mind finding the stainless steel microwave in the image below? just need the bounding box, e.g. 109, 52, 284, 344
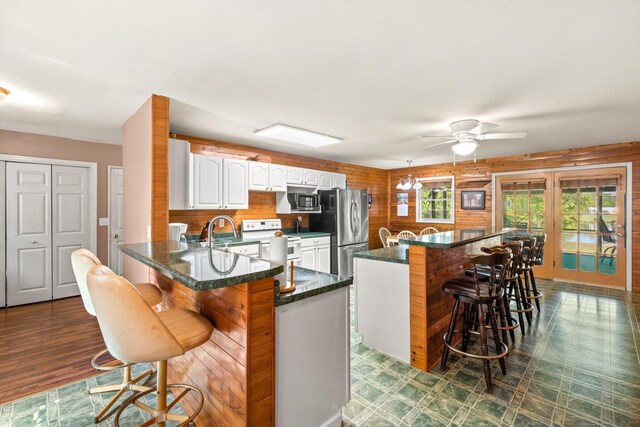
287, 193, 320, 211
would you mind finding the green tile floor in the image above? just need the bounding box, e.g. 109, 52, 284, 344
1, 279, 639, 426
344, 279, 640, 426
0, 364, 185, 427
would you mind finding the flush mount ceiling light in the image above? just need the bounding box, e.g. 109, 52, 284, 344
396, 160, 423, 190
255, 123, 342, 147
0, 87, 10, 104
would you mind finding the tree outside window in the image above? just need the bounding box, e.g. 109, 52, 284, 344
417, 176, 455, 224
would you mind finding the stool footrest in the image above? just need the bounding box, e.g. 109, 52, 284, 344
442, 332, 509, 360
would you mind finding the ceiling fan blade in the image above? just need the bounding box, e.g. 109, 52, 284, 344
469, 122, 499, 135
422, 139, 457, 149
416, 135, 453, 139
478, 132, 528, 140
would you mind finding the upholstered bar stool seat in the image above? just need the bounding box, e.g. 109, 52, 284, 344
87, 265, 214, 427
71, 249, 162, 423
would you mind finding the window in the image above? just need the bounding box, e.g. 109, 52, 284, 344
501, 179, 545, 234
416, 176, 454, 224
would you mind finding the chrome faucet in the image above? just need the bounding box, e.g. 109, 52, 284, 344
207, 215, 238, 249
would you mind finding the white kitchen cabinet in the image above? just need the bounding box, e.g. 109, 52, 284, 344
300, 236, 331, 273
332, 173, 347, 189
248, 161, 269, 191
303, 169, 318, 186
169, 138, 190, 209
189, 154, 248, 209
317, 171, 333, 190
269, 164, 287, 191
223, 159, 249, 209
249, 162, 287, 192
287, 166, 304, 184
190, 154, 223, 209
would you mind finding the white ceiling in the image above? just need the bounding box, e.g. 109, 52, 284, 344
1, 1, 639, 169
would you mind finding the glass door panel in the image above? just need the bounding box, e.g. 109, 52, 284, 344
553, 168, 626, 287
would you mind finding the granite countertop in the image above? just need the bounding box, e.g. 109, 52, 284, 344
353, 245, 409, 265
120, 241, 283, 291
275, 267, 352, 306
184, 231, 331, 244
286, 231, 331, 239
399, 228, 517, 249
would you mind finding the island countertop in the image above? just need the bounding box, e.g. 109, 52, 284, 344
120, 241, 283, 291
276, 267, 353, 306
353, 245, 409, 264
399, 228, 516, 248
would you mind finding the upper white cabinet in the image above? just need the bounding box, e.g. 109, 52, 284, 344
249, 162, 287, 192
287, 166, 319, 186
303, 169, 318, 186
190, 154, 223, 209
223, 159, 249, 209
169, 138, 190, 210
318, 171, 333, 190
287, 166, 304, 185
333, 173, 347, 189
190, 154, 248, 210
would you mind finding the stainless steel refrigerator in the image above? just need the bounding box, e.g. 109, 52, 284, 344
310, 188, 369, 277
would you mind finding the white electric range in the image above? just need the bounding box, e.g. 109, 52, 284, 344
241, 219, 302, 262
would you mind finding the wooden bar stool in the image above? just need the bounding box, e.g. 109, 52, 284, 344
525, 234, 546, 312
87, 265, 214, 427
441, 252, 510, 393
514, 237, 537, 321
71, 249, 163, 423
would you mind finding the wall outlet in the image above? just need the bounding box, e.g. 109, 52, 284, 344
99, 218, 109, 226
219, 219, 225, 228
297, 216, 302, 222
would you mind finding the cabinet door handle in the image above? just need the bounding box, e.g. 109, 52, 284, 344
30, 240, 38, 244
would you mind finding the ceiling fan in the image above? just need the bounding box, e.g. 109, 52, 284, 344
418, 119, 527, 158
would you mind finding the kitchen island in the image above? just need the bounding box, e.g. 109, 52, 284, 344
121, 241, 351, 427
354, 229, 515, 372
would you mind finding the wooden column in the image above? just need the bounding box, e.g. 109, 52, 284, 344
151, 95, 170, 241
153, 271, 275, 426
409, 237, 501, 371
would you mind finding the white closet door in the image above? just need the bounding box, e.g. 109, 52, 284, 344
52, 166, 90, 299
6, 162, 52, 306
109, 167, 124, 274
0, 161, 5, 308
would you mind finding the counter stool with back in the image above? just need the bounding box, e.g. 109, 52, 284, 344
71, 249, 164, 423
87, 265, 214, 426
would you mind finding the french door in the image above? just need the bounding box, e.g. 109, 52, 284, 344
553, 168, 626, 287
496, 166, 627, 287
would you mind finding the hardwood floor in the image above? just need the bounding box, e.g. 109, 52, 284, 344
0, 297, 104, 404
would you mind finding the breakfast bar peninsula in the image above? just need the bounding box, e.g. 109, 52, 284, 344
121, 241, 352, 427
354, 228, 515, 372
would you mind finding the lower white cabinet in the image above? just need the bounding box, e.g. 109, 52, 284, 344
300, 236, 331, 273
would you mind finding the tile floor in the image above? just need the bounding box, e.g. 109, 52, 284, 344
343, 279, 640, 426
1, 279, 639, 426
0, 364, 185, 427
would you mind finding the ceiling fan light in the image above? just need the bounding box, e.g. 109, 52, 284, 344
451, 141, 478, 156
396, 181, 404, 190
413, 181, 423, 190
401, 182, 412, 191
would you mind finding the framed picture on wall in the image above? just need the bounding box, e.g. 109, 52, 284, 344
461, 190, 486, 210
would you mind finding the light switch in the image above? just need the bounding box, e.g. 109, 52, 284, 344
99, 218, 109, 226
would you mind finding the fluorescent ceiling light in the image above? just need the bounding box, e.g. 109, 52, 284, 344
255, 124, 342, 147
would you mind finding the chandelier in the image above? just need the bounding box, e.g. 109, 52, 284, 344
396, 160, 423, 190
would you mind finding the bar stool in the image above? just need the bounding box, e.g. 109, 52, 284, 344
477, 245, 521, 345
71, 249, 163, 423
525, 234, 546, 312
441, 252, 510, 393
514, 237, 537, 320
87, 265, 213, 427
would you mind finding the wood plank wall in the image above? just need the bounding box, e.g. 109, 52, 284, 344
153, 271, 276, 426
152, 95, 170, 241
169, 134, 389, 249
388, 141, 640, 292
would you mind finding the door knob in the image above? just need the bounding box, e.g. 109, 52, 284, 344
114, 234, 120, 239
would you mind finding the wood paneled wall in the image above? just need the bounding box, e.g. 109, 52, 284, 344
153, 271, 276, 426
169, 134, 389, 249
388, 141, 640, 292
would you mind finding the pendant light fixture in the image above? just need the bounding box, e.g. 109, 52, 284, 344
396, 160, 423, 190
